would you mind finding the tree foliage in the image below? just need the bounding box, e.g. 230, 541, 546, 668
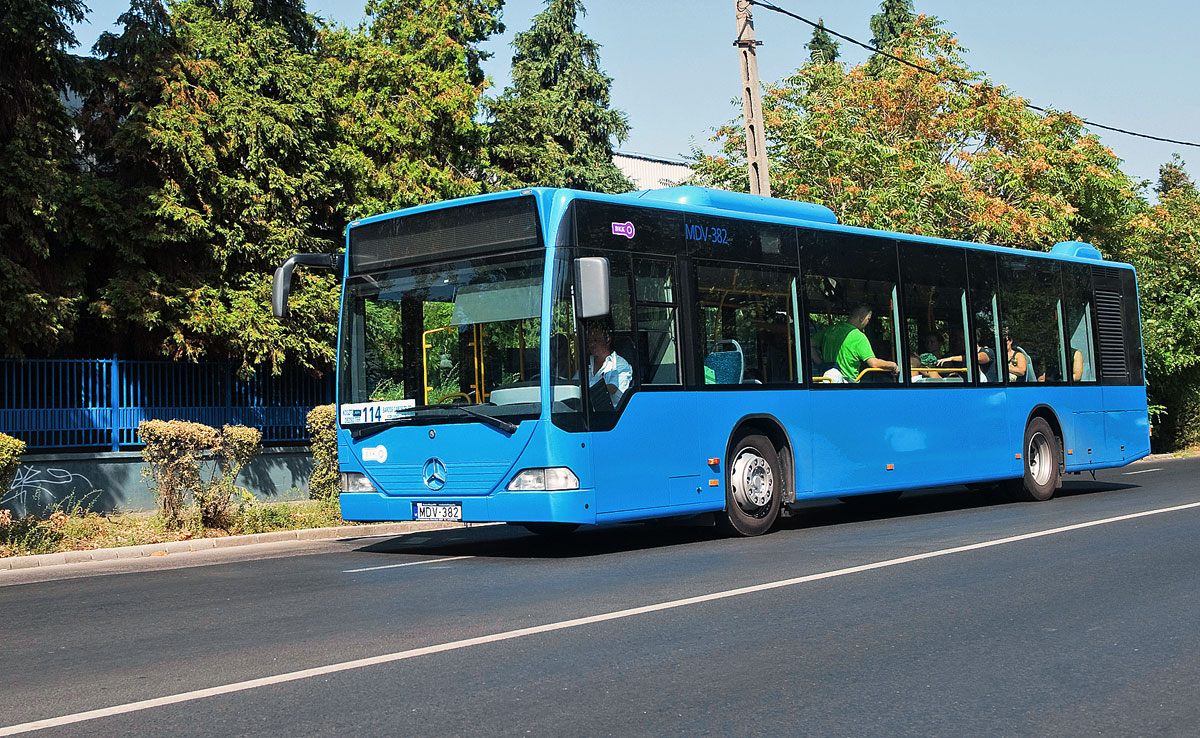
693, 16, 1137, 251
84, 0, 340, 374
0, 0, 91, 356
486, 0, 632, 193
325, 0, 502, 218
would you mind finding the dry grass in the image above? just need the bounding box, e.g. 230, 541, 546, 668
0, 498, 349, 558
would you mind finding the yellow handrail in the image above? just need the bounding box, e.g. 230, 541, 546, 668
855, 367, 894, 382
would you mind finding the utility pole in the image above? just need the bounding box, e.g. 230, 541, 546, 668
735, 0, 771, 197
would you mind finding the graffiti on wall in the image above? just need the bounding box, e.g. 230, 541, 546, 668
2, 465, 96, 513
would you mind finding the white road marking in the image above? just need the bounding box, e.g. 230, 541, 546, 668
4, 499, 1200, 737
342, 555, 471, 573
1123, 468, 1162, 475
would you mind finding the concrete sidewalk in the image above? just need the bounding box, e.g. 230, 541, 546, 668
0, 520, 468, 571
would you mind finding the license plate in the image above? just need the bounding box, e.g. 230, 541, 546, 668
413, 502, 462, 521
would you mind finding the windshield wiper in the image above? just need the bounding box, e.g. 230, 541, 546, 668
346, 404, 517, 440
453, 404, 518, 434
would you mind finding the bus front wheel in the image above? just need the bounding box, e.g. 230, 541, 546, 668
1008, 417, 1061, 502
718, 434, 782, 537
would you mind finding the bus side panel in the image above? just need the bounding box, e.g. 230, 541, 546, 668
590, 392, 708, 516
1066, 385, 1106, 468
1102, 384, 1151, 463
807, 386, 1011, 498
698, 389, 816, 499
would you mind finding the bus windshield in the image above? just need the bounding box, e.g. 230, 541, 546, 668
339, 250, 545, 426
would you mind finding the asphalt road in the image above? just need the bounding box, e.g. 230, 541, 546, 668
2, 457, 1198, 737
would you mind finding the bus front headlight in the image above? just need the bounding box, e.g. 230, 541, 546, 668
341, 472, 377, 493
506, 467, 580, 491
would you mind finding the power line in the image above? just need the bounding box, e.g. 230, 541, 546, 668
748, 0, 1200, 149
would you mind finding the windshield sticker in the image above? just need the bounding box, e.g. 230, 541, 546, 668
362, 445, 388, 463
611, 221, 636, 239
340, 399, 416, 426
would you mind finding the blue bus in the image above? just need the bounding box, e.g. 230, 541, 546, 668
272, 186, 1149, 536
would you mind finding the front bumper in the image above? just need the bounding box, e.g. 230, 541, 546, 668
339, 488, 598, 525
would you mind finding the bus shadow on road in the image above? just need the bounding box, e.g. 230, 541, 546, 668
353, 479, 1142, 559
778, 479, 1141, 532
355, 520, 725, 559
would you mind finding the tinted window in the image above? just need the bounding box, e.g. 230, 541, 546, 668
1000, 256, 1067, 383
900, 244, 971, 385
801, 230, 901, 385
1062, 263, 1097, 383
696, 262, 800, 386
967, 250, 1004, 383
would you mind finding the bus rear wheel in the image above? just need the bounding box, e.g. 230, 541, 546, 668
717, 434, 782, 537
1008, 417, 1061, 502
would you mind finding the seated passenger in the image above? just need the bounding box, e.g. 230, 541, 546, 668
817, 304, 898, 382
586, 320, 633, 406
1006, 335, 1036, 382
909, 352, 939, 382
919, 331, 942, 367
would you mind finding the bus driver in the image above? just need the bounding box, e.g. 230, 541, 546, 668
586, 321, 633, 407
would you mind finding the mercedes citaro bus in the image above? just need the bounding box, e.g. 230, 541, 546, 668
272, 186, 1149, 536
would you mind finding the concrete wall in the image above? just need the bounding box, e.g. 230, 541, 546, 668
1, 446, 314, 517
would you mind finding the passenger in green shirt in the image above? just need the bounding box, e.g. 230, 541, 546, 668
817, 304, 899, 382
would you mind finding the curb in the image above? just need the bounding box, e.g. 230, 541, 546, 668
0, 521, 468, 571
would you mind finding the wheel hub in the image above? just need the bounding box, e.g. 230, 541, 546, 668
1028, 432, 1053, 486
731, 449, 774, 512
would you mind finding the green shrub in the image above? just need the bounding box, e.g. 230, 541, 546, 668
0, 433, 25, 496
307, 404, 338, 501
138, 420, 263, 530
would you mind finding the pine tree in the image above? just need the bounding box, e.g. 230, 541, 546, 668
869, 0, 915, 53
0, 0, 91, 356
324, 0, 503, 218
90, 0, 342, 371
805, 17, 839, 64
486, 0, 632, 193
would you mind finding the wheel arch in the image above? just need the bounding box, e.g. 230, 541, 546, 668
1026, 404, 1065, 471
725, 414, 796, 504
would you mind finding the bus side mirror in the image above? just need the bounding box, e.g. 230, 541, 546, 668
575, 257, 610, 319
272, 253, 343, 319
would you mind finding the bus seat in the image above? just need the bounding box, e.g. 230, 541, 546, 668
705, 340, 743, 384
612, 334, 639, 384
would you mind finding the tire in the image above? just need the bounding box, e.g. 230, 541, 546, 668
717, 434, 782, 537
518, 522, 580, 537
1009, 417, 1061, 502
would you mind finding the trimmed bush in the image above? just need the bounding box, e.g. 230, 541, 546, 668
0, 433, 25, 497
307, 404, 338, 501
138, 420, 262, 530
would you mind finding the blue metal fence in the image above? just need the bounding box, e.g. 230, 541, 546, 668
0, 357, 334, 451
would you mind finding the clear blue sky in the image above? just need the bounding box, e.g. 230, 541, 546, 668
70, 0, 1200, 189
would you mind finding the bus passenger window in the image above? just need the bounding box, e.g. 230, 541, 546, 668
967, 251, 1002, 383
695, 263, 799, 385
1063, 263, 1097, 383
633, 258, 680, 385
900, 244, 970, 384
801, 231, 901, 385
1000, 256, 1068, 384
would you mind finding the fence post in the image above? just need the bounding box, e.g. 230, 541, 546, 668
110, 353, 121, 452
